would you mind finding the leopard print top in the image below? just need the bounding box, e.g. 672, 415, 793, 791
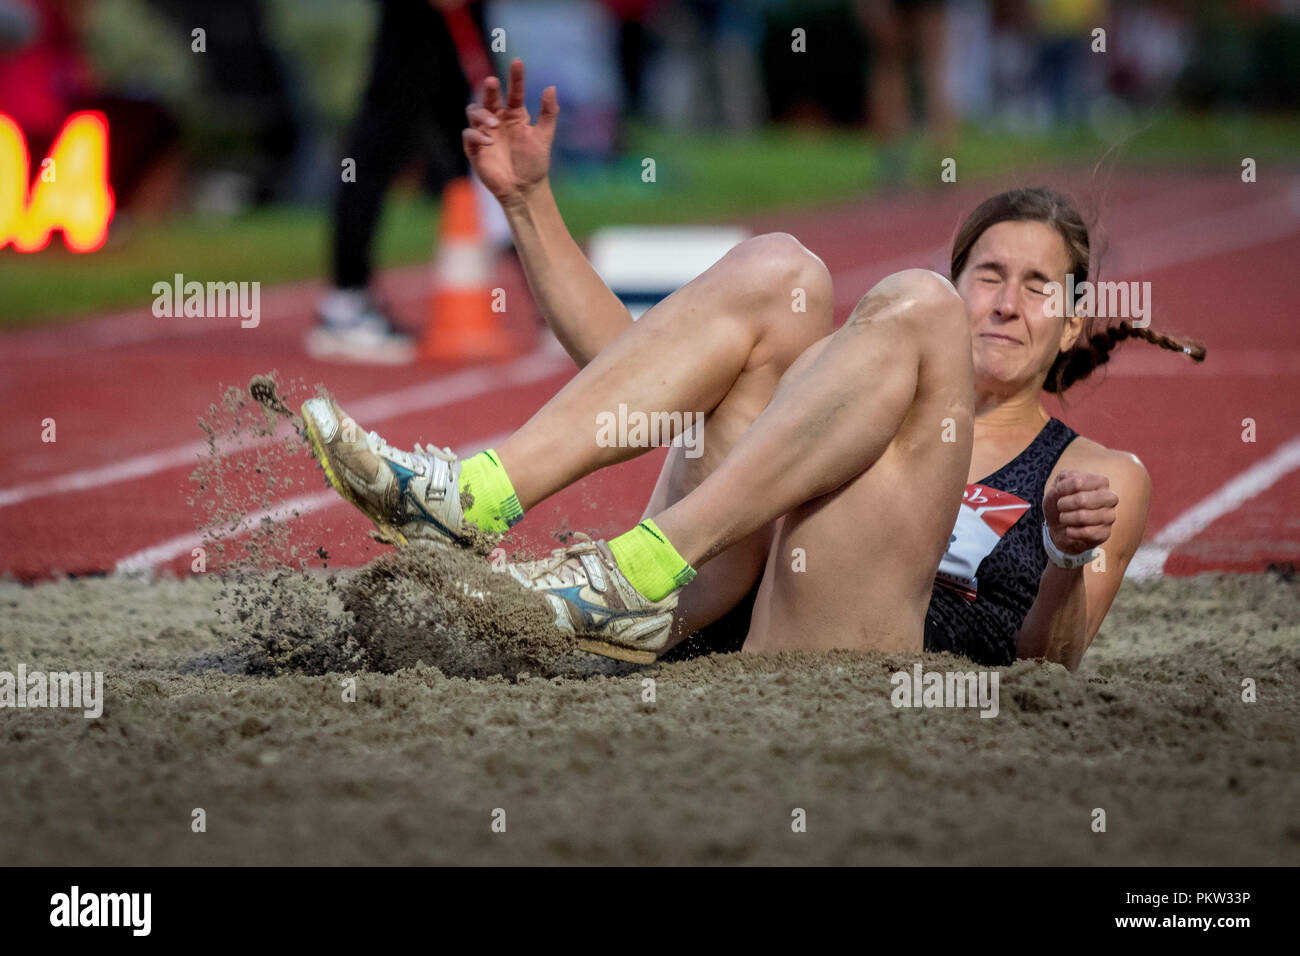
923, 418, 1079, 666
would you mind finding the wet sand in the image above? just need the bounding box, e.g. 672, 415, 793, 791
2, 568, 1296, 865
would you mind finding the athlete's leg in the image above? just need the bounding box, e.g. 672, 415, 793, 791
494, 233, 832, 512
502, 267, 970, 661
742, 269, 973, 652
653, 269, 967, 568
639, 252, 832, 642
302, 232, 830, 549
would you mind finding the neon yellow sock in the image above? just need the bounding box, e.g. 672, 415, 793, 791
607, 518, 696, 602
458, 449, 524, 533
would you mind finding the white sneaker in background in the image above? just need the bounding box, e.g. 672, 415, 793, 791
307, 288, 416, 365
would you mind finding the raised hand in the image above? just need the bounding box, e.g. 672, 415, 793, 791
1043, 470, 1119, 556
462, 58, 559, 207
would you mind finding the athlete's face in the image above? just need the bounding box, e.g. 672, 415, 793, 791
955, 220, 1085, 393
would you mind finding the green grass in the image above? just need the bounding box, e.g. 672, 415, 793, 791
3, 111, 1297, 326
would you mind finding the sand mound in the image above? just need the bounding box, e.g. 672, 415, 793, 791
194, 373, 583, 680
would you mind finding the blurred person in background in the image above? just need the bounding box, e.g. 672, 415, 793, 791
484, 0, 625, 169
0, 1, 92, 163
148, 0, 306, 208
309, 0, 492, 364
760, 0, 870, 126
854, 0, 954, 176
1029, 0, 1106, 125
986, 0, 1102, 130
941, 0, 995, 122
1105, 1, 1191, 109
0, 0, 36, 50
606, 0, 657, 120
1178, 0, 1300, 112
642, 0, 766, 131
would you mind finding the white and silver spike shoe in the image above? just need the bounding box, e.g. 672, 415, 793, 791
507, 533, 679, 664
301, 396, 469, 547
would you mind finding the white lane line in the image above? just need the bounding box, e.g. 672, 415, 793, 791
3, 262, 431, 355
113, 431, 512, 573
0, 441, 211, 509
0, 345, 572, 510
1125, 433, 1300, 580
114, 489, 340, 574
1109, 186, 1300, 275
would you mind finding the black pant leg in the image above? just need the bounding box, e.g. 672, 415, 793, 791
331, 0, 472, 289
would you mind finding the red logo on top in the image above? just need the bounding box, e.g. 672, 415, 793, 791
961, 484, 1031, 535
935, 484, 1033, 601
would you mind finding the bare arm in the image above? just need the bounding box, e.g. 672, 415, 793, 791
463, 59, 631, 367
500, 183, 632, 367
1015, 562, 1090, 668
1015, 456, 1150, 669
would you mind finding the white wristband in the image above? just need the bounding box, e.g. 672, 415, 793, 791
1042, 519, 1096, 570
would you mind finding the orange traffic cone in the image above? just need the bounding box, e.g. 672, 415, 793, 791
420, 177, 515, 363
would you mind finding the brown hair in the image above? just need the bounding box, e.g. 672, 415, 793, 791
950, 186, 1206, 393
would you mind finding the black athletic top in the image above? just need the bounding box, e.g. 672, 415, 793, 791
923, 417, 1079, 665
663, 418, 1079, 666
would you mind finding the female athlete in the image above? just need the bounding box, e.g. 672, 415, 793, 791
302, 61, 1203, 670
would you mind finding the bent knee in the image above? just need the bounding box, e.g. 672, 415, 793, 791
852, 268, 966, 334
876, 268, 961, 308
729, 232, 833, 329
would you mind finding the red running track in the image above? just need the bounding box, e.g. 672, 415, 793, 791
2, 169, 1298, 581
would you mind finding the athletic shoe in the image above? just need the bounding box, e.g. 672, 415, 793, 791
306, 291, 415, 365
300, 396, 468, 547
507, 533, 678, 664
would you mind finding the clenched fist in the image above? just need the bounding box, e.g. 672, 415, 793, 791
1043, 470, 1118, 556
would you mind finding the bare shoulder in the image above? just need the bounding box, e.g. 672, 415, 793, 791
1059, 435, 1151, 496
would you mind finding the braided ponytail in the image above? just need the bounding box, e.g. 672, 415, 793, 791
1044, 319, 1207, 394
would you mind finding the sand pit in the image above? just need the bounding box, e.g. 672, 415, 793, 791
2, 372, 1294, 865
1, 565, 1296, 865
